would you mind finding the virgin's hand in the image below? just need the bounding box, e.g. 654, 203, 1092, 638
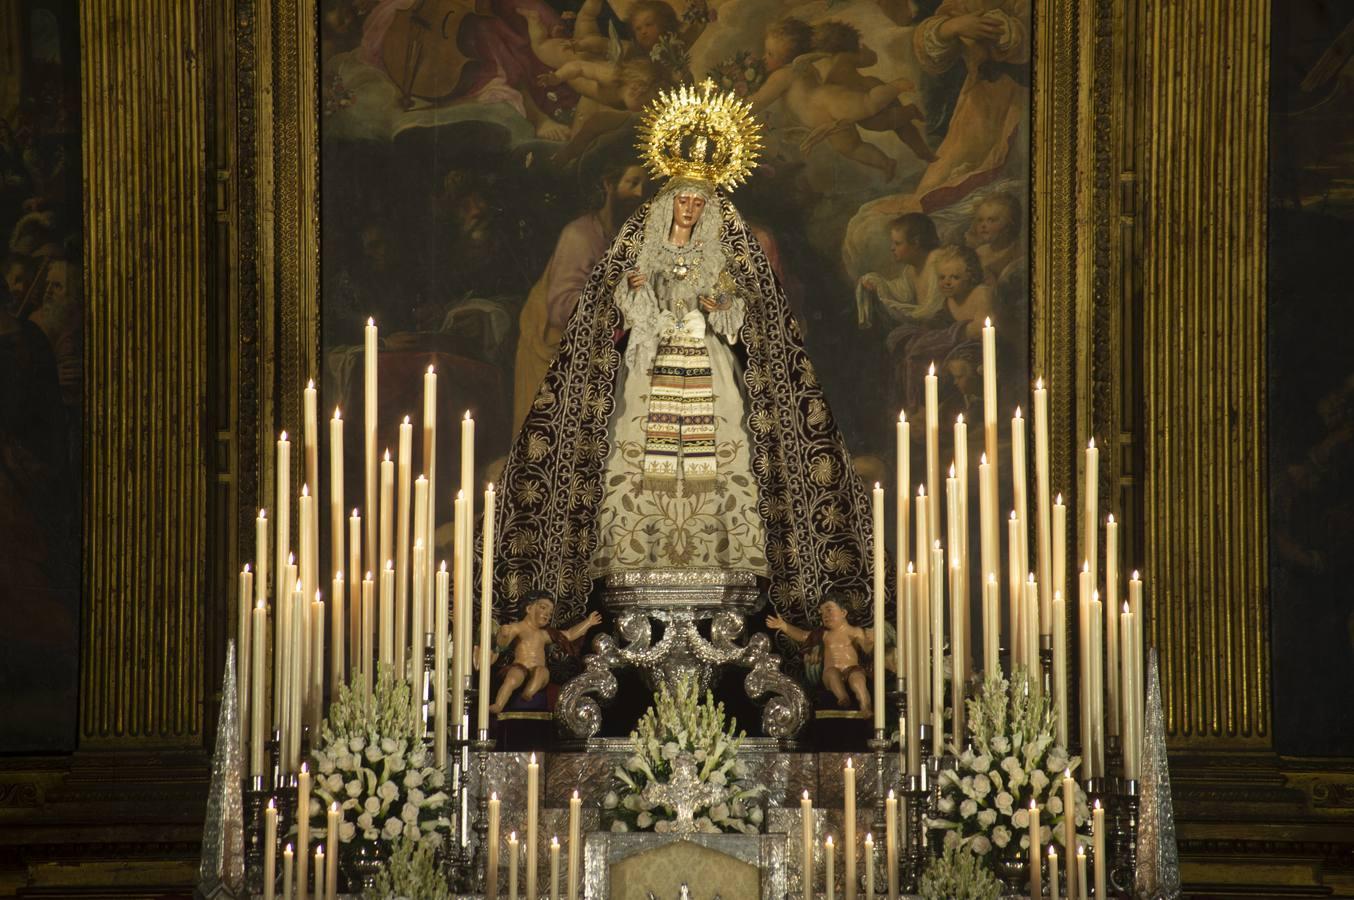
699, 295, 718, 312
626, 270, 647, 290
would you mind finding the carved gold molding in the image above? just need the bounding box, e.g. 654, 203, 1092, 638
1132, 0, 1272, 747
80, 0, 210, 745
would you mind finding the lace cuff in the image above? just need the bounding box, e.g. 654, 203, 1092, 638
614, 279, 670, 373
707, 288, 746, 344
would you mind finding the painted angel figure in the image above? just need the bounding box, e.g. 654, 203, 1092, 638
493, 82, 883, 630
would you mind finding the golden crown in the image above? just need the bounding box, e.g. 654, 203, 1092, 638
636, 79, 764, 191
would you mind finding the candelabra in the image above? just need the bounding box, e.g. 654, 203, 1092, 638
243, 772, 270, 895
471, 729, 495, 894
1111, 778, 1139, 897
902, 721, 934, 894
867, 727, 890, 897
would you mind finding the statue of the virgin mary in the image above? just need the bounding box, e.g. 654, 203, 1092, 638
494, 82, 880, 626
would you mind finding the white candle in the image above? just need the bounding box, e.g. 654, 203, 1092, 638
298, 486, 314, 717
413, 476, 429, 662
1008, 512, 1023, 664
282, 844, 294, 900
459, 413, 476, 716
297, 764, 310, 900
915, 486, 931, 724
1053, 495, 1067, 607
825, 835, 835, 900
487, 792, 501, 900
1049, 845, 1061, 900
309, 594, 324, 741
948, 558, 964, 747
251, 599, 268, 777
1105, 514, 1120, 737
567, 789, 581, 900
1121, 602, 1138, 779
452, 493, 467, 733
1093, 800, 1106, 899
508, 832, 519, 900
411, 540, 427, 723
379, 450, 394, 603
1053, 590, 1069, 747
1084, 439, 1099, 588
924, 363, 939, 540
983, 573, 999, 678
256, 509, 269, 607
275, 432, 291, 689
238, 565, 253, 760
360, 572, 374, 696
801, 791, 815, 891
527, 754, 540, 900
844, 758, 856, 900
330, 410, 344, 610
872, 483, 885, 731
904, 567, 920, 775
480, 483, 497, 733
1078, 565, 1092, 777
314, 847, 325, 900
423, 366, 438, 636
435, 561, 450, 768
348, 510, 362, 674
264, 800, 278, 900
1130, 570, 1144, 764
395, 417, 413, 674
330, 572, 345, 695
978, 453, 996, 649
953, 415, 970, 678
1077, 845, 1088, 897
1062, 771, 1077, 898
325, 803, 339, 900
1090, 591, 1104, 776
982, 318, 1000, 537
1028, 800, 1042, 900
864, 833, 875, 900
303, 379, 319, 602
289, 581, 304, 771
549, 836, 560, 900
379, 562, 394, 668
895, 411, 909, 687
1033, 379, 1052, 632
1025, 574, 1040, 682
363, 318, 378, 575
885, 790, 898, 900
930, 541, 943, 755
1011, 408, 1028, 587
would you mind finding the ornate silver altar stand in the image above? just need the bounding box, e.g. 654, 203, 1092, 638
583, 832, 787, 900
555, 569, 809, 742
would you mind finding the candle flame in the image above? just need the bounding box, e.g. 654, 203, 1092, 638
1028, 572, 1036, 583
989, 573, 997, 584
365, 570, 372, 581
573, 789, 580, 799
286, 843, 293, 853
1010, 510, 1017, 520
1014, 406, 1022, 418
979, 452, 987, 464
288, 552, 295, 565
1065, 768, 1072, 778
1088, 437, 1096, 449
1132, 569, 1140, 580
1077, 846, 1086, 858
259, 508, 266, 518
907, 562, 915, 573
491, 791, 499, 801
888, 788, 895, 799
984, 316, 992, 328
440, 561, 448, 572
302, 483, 310, 497
1049, 845, 1058, 857
530, 752, 536, 764
1124, 601, 1130, 613
1094, 799, 1101, 811
899, 409, 906, 422
385, 559, 394, 570
956, 412, 964, 424
1108, 513, 1115, 524
243, 562, 251, 573
428, 364, 436, 375
846, 757, 853, 769
1054, 589, 1062, 600
403, 415, 411, 425
488, 482, 495, 492
866, 833, 873, 843
1093, 589, 1100, 601
1031, 798, 1038, 809
256, 599, 265, 610
928, 362, 936, 376
1036, 376, 1044, 389
933, 539, 942, 550
464, 410, 472, 421
457, 489, 465, 500
1055, 493, 1063, 504
383, 449, 391, 461
826, 835, 834, 846
352, 508, 359, 517
367, 317, 375, 326
551, 836, 559, 847
335, 570, 344, 581
414, 539, 424, 550
510, 831, 517, 841
268, 798, 275, 810
300, 761, 308, 774
1082, 560, 1090, 573
875, 481, 881, 489
333, 407, 341, 419
280, 430, 288, 441
918, 484, 926, 497
948, 463, 955, 477
804, 789, 810, 800
331, 800, 339, 812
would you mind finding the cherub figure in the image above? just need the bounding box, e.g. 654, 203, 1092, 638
767, 597, 877, 716
749, 18, 931, 179
963, 191, 1024, 285
487, 591, 603, 714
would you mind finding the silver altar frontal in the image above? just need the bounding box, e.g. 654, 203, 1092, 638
583, 832, 787, 900
556, 569, 809, 742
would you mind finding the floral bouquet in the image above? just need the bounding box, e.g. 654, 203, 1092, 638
919, 843, 1002, 900
363, 837, 453, 900
605, 677, 765, 835
927, 667, 1090, 860
709, 50, 768, 98
307, 665, 451, 852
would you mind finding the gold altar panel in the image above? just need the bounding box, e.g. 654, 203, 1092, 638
1136, 0, 1270, 747
80, 0, 209, 744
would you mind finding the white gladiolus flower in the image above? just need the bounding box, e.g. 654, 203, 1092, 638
973, 773, 992, 797
408, 788, 425, 806
404, 824, 420, 841
346, 780, 363, 798
972, 754, 993, 772
325, 774, 344, 793
317, 755, 335, 775
1030, 769, 1050, 794
408, 747, 428, 768
380, 737, 399, 755
1046, 750, 1068, 774
378, 781, 399, 802
348, 737, 366, 752
383, 817, 403, 838
365, 745, 383, 762
401, 802, 419, 824
1047, 795, 1063, 815
991, 736, 1011, 754
404, 770, 424, 789
661, 742, 681, 760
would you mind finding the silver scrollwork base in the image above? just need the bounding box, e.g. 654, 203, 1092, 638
557, 569, 809, 741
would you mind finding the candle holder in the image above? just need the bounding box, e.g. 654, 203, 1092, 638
902, 769, 930, 894
1105, 733, 1123, 783
1110, 778, 1138, 897
868, 729, 891, 896
1039, 636, 1053, 698
242, 773, 269, 894
471, 729, 494, 894
274, 771, 300, 862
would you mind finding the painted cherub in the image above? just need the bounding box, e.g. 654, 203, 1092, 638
750, 18, 930, 179
487, 591, 603, 714
767, 596, 877, 717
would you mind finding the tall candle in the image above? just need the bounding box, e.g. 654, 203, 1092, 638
924, 363, 939, 540
264, 800, 278, 900
459, 413, 476, 714
313, 847, 324, 900
298, 486, 315, 715
1053, 495, 1067, 606
1105, 514, 1120, 737
309, 595, 324, 745
1084, 438, 1099, 588
885, 790, 898, 899
303, 379, 319, 594
948, 559, 964, 748
1025, 574, 1039, 682
256, 509, 269, 607
275, 432, 291, 657
1090, 591, 1105, 776
1049, 845, 1061, 900
238, 566, 253, 759
825, 835, 835, 900
395, 417, 413, 674
434, 561, 450, 768
915, 486, 931, 723
325, 803, 338, 900
1034, 379, 1052, 631
1053, 591, 1069, 747
379, 562, 394, 667
452, 493, 467, 733
983, 573, 998, 678
289, 581, 304, 771
1130, 570, 1144, 765
567, 789, 581, 900
549, 836, 560, 900
526, 754, 540, 900
844, 758, 856, 900
251, 599, 268, 777
1062, 772, 1077, 899
895, 411, 909, 687
953, 415, 970, 678
872, 482, 885, 730
330, 410, 344, 603
330, 572, 345, 694
1121, 603, 1138, 779
982, 318, 1000, 538
379, 450, 394, 601
411, 540, 427, 725
480, 483, 497, 733
296, 764, 310, 900
1008, 512, 1023, 664
864, 833, 875, 900
283, 844, 294, 900
413, 476, 429, 666
487, 792, 501, 900
1076, 845, 1088, 900
1093, 800, 1106, 898
349, 510, 362, 673
978, 453, 996, 640
364, 318, 378, 574
423, 366, 438, 633
1011, 408, 1028, 585
930, 541, 944, 755
508, 832, 519, 900
1028, 800, 1042, 900
904, 567, 920, 775
801, 791, 815, 894
360, 572, 374, 695
1078, 565, 1092, 777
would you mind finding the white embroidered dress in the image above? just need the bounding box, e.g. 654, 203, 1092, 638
589, 186, 769, 577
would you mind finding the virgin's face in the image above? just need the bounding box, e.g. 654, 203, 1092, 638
671, 193, 708, 230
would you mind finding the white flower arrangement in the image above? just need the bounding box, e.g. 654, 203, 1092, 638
363, 836, 453, 900
927, 667, 1090, 860
608, 677, 765, 835
308, 664, 451, 851
919, 843, 1002, 900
